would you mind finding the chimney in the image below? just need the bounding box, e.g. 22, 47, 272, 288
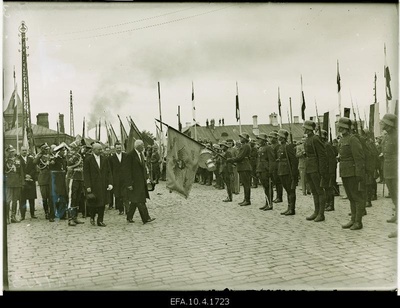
252, 115, 259, 136
59, 113, 65, 134
36, 113, 49, 128
269, 112, 279, 127
293, 116, 299, 124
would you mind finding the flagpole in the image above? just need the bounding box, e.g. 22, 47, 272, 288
301, 75, 306, 124
192, 81, 197, 140
289, 97, 293, 124
337, 60, 342, 117
236, 81, 242, 134
158, 82, 163, 132
278, 87, 282, 128
13, 66, 20, 153
384, 43, 390, 113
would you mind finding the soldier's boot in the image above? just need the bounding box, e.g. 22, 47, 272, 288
280, 195, 290, 214
30, 201, 37, 218
350, 202, 364, 230
43, 199, 49, 220
20, 205, 26, 221
306, 195, 319, 221
11, 202, 20, 223
342, 202, 356, 229
314, 195, 326, 222
325, 194, 335, 211
285, 195, 296, 216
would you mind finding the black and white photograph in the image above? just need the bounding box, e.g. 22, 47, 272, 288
1, 1, 399, 297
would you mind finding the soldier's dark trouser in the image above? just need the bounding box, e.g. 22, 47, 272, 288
342, 176, 365, 224
39, 185, 50, 216
89, 206, 105, 224
222, 173, 232, 199
386, 178, 398, 213
251, 164, 258, 187
69, 180, 84, 221
279, 174, 296, 210
259, 171, 272, 205
239, 170, 252, 203
109, 190, 114, 207
306, 172, 326, 218
79, 193, 86, 216
20, 199, 35, 219
272, 171, 283, 200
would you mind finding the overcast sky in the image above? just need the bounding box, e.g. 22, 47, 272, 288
2, 2, 398, 142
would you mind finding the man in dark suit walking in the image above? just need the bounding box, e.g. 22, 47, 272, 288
83, 143, 113, 227
19, 146, 38, 220
109, 142, 128, 215
124, 139, 155, 224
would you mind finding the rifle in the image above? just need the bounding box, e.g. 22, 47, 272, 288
287, 110, 293, 144
356, 101, 364, 135
315, 99, 322, 138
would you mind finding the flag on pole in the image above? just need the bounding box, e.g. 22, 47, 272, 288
301, 75, 306, 121
278, 87, 282, 119
337, 60, 342, 116
192, 81, 196, 123
384, 44, 392, 112
118, 115, 128, 151
166, 126, 203, 198
82, 117, 86, 139
369, 103, 381, 138
323, 112, 329, 132
235, 81, 240, 122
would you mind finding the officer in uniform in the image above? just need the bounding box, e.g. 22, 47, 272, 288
303, 120, 328, 222
380, 114, 398, 234
268, 131, 283, 203
5, 145, 24, 223
219, 141, 234, 202
227, 133, 252, 206
250, 140, 258, 188
33, 143, 52, 220
276, 129, 298, 215
66, 141, 85, 226
320, 130, 337, 211
338, 117, 366, 230
226, 139, 240, 195
361, 129, 379, 208
19, 146, 38, 220
256, 133, 276, 211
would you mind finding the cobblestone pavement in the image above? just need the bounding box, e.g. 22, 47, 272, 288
4, 182, 398, 292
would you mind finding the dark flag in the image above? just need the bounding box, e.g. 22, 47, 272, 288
344, 108, 350, 118
166, 126, 203, 198
301, 75, 306, 121
236, 82, 240, 122
323, 112, 329, 132
385, 66, 392, 101
278, 87, 282, 119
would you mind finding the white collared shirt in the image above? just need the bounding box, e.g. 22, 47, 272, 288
135, 149, 142, 162
94, 154, 101, 168
116, 152, 122, 162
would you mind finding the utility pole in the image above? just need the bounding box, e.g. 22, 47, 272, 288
19, 21, 34, 152
70, 90, 75, 136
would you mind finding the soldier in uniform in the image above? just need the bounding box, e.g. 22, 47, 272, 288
219, 141, 234, 202
338, 117, 366, 230
250, 140, 258, 188
5, 145, 24, 223
227, 133, 252, 206
268, 131, 283, 203
303, 120, 328, 222
33, 143, 52, 220
49, 143, 69, 221
320, 130, 337, 212
380, 114, 398, 236
66, 141, 85, 226
227, 139, 240, 195
276, 129, 298, 215
361, 129, 379, 208
150, 144, 161, 185
256, 133, 276, 211
19, 146, 38, 220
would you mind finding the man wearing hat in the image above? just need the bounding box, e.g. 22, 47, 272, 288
296, 137, 310, 196
380, 113, 398, 238
66, 141, 85, 226
227, 132, 252, 206
276, 129, 299, 215
268, 131, 283, 203
256, 133, 276, 211
303, 120, 328, 222
319, 130, 338, 212
84, 143, 113, 226
219, 141, 234, 202
249, 140, 258, 188
226, 139, 240, 195
33, 143, 52, 220
5, 145, 24, 223
338, 117, 366, 230
19, 146, 38, 220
